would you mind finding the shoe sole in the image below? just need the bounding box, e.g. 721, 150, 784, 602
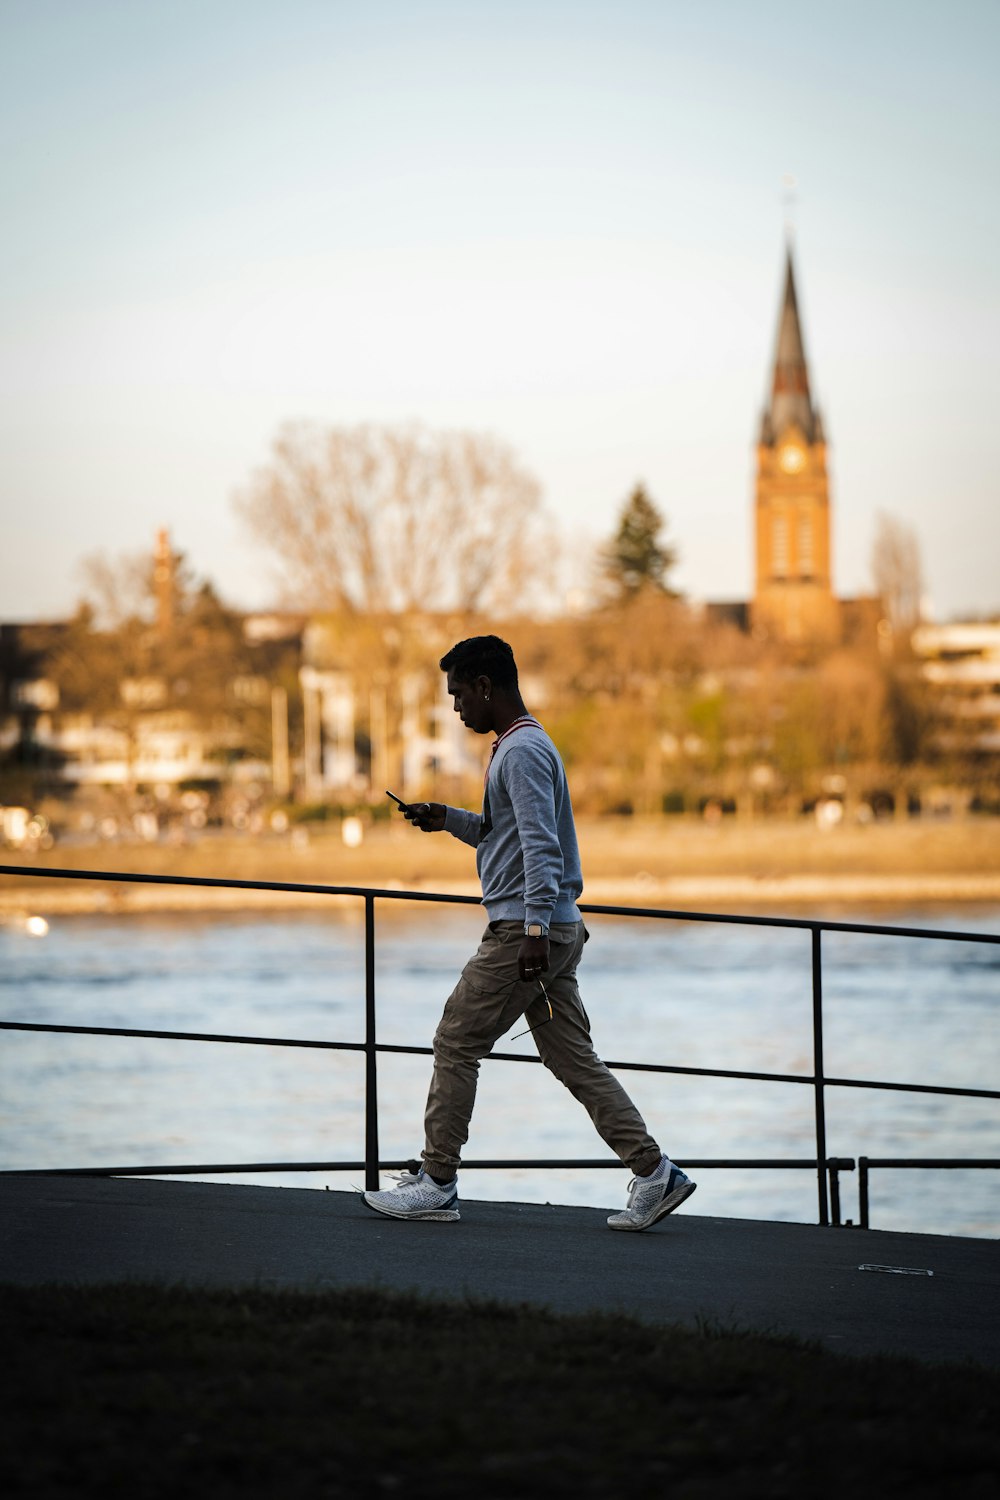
363, 1193, 460, 1222
607, 1179, 697, 1232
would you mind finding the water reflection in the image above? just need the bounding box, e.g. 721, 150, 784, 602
0, 904, 996, 1237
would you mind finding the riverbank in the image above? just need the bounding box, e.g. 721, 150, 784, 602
3, 816, 1000, 913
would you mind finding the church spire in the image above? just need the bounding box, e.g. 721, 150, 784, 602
752, 239, 838, 647
761, 244, 821, 445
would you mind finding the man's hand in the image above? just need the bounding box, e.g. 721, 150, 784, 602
518, 934, 550, 982
402, 801, 446, 833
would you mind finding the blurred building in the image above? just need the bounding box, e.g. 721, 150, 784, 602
298, 615, 480, 800
0, 620, 68, 777
912, 621, 1000, 755
0, 603, 305, 805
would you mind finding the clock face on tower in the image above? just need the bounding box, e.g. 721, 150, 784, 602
778, 443, 805, 474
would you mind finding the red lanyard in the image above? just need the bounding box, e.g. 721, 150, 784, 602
484, 716, 538, 787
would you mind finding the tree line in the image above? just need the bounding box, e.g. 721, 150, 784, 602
2, 419, 985, 818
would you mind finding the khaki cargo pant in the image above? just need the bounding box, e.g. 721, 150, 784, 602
422, 920, 662, 1181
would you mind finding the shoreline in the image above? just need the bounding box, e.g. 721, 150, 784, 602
3, 871, 1000, 916
3, 817, 1000, 918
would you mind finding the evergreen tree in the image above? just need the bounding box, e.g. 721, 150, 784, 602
602, 483, 678, 600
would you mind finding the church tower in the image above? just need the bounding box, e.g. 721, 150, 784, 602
752, 247, 838, 645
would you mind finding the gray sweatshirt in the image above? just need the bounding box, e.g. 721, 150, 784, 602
443, 719, 583, 929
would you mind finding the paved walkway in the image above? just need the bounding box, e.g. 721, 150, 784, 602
2, 1175, 997, 1368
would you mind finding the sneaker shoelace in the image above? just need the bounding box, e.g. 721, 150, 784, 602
390, 1169, 423, 1191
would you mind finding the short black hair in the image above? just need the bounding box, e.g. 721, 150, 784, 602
439, 635, 519, 690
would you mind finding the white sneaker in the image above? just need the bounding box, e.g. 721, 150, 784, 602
363, 1167, 460, 1222
607, 1158, 696, 1231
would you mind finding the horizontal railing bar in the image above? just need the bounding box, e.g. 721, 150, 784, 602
858, 1158, 1000, 1169
588, 1060, 998, 1098
3, 1020, 995, 1100
824, 1075, 999, 1100
2, 863, 999, 943
0, 1021, 820, 1088
580, 901, 1000, 944
0, 1020, 366, 1052
597, 1064, 999, 1099
0, 863, 479, 907
1, 1163, 366, 1177
372, 1040, 819, 1086
0, 1156, 858, 1178
14, 1157, 996, 1178
397, 1157, 860, 1171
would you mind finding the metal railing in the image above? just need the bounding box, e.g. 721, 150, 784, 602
2, 861, 998, 1231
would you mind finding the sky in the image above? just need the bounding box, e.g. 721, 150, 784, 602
1, 0, 998, 623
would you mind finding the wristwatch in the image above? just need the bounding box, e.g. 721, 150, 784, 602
524, 922, 547, 938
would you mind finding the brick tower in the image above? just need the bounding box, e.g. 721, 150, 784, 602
752, 247, 838, 645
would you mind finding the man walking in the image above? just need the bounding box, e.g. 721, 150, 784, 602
363, 634, 695, 1231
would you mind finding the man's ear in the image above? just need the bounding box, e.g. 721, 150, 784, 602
476, 674, 493, 699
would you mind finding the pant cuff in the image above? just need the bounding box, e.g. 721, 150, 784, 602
421, 1153, 458, 1182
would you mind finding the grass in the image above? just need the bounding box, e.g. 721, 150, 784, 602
3, 1283, 998, 1497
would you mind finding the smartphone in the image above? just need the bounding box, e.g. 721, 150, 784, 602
385, 790, 411, 811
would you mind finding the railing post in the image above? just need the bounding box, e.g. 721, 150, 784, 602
828, 1162, 841, 1226
364, 893, 380, 1191
859, 1157, 870, 1229
811, 926, 830, 1226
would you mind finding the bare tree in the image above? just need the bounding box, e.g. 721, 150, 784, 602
234, 422, 549, 616
872, 511, 923, 638
77, 549, 159, 631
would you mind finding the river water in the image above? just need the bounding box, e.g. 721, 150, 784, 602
1, 901, 997, 1238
